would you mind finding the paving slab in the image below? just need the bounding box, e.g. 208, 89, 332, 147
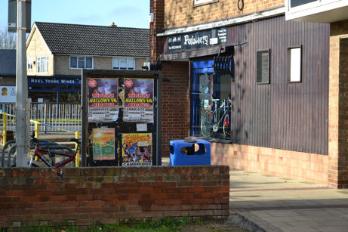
229, 171, 348, 232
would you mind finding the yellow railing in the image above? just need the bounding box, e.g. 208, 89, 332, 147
1, 112, 81, 167
1, 112, 41, 146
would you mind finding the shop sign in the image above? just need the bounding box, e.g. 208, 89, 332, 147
167, 28, 227, 52
28, 78, 81, 86
121, 133, 152, 166
0, 86, 16, 103
87, 78, 119, 122
123, 78, 154, 123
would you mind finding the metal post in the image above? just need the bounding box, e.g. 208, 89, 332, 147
2, 113, 7, 146
15, 0, 29, 167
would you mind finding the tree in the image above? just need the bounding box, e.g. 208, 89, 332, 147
0, 30, 16, 49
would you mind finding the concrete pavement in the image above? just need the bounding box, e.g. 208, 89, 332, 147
229, 171, 348, 232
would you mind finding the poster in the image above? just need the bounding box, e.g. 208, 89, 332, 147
88, 78, 119, 122
0, 86, 16, 103
91, 128, 116, 161
121, 133, 152, 166
122, 78, 154, 123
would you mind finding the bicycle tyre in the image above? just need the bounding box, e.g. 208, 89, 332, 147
200, 111, 212, 137
1, 140, 16, 167
7, 145, 17, 167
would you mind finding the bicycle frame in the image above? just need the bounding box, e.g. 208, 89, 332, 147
29, 141, 76, 168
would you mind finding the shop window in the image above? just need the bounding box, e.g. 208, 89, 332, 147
256, 50, 270, 84
112, 57, 135, 70
289, 47, 302, 82
37, 57, 48, 73
70, 56, 93, 69
191, 60, 232, 139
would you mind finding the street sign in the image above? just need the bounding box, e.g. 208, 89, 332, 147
8, 0, 32, 33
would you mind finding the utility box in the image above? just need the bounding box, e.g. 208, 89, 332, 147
169, 139, 211, 166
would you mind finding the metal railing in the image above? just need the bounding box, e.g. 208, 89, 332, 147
0, 103, 82, 140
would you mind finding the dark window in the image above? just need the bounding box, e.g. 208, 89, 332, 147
70, 57, 77, 68
257, 50, 270, 84
290, 0, 317, 7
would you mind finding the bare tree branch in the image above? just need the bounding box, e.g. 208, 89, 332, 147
0, 30, 16, 49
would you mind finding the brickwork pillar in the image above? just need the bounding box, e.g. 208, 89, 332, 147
329, 20, 348, 188
150, 0, 165, 63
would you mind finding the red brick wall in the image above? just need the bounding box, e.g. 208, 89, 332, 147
150, 0, 165, 63
0, 166, 229, 228
160, 61, 190, 156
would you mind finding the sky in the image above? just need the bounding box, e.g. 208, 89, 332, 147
0, 0, 150, 31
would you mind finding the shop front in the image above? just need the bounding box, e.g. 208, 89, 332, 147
163, 27, 235, 141
28, 76, 81, 103
158, 15, 331, 184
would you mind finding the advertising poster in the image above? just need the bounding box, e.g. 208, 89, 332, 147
88, 78, 119, 122
91, 128, 116, 161
122, 78, 154, 123
0, 86, 16, 103
121, 133, 152, 166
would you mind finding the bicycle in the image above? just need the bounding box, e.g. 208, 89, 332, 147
7, 135, 80, 170
200, 98, 231, 138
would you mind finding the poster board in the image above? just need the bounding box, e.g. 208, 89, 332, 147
121, 133, 152, 166
82, 70, 160, 167
87, 78, 119, 122
91, 128, 116, 161
123, 78, 154, 123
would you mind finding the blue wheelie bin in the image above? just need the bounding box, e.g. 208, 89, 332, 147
169, 138, 210, 166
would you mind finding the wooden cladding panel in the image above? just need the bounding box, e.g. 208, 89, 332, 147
229, 16, 329, 154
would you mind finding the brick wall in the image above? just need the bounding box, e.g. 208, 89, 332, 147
160, 61, 190, 156
150, 0, 165, 62
329, 20, 348, 188
164, 0, 284, 29
211, 143, 329, 185
0, 166, 229, 228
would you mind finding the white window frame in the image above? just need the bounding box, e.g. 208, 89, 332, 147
37, 57, 48, 73
112, 57, 135, 70
289, 47, 302, 83
69, 56, 94, 69
194, 0, 218, 6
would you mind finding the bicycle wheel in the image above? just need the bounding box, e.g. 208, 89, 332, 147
7, 145, 17, 167
200, 111, 212, 137
1, 140, 16, 167
222, 113, 231, 138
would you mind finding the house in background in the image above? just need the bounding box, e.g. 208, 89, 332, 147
26, 22, 150, 103
285, 0, 348, 188
0, 49, 16, 103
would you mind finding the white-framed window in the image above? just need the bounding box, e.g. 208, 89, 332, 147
194, 0, 218, 6
112, 57, 135, 70
289, 47, 302, 83
70, 56, 93, 69
37, 57, 48, 73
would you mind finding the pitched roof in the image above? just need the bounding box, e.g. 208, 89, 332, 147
34, 22, 150, 57
0, 49, 16, 76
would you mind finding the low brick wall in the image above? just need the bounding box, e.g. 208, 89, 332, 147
212, 143, 328, 185
0, 166, 229, 228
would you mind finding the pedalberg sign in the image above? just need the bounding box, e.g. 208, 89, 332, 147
167, 28, 227, 52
